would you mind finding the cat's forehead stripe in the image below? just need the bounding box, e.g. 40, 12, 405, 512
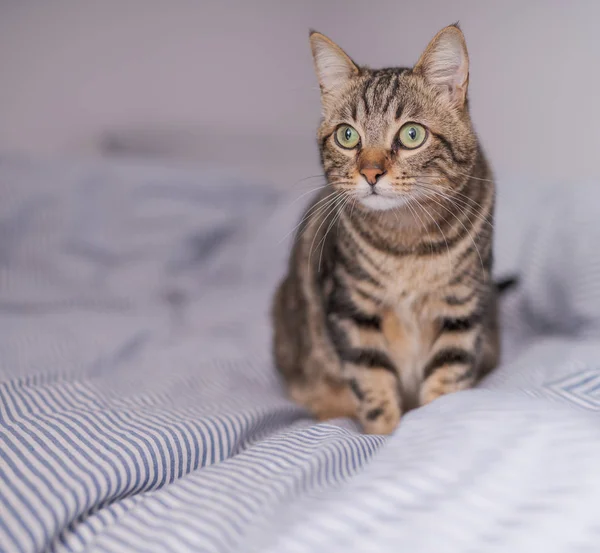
360, 79, 371, 117
383, 74, 400, 115
348, 72, 404, 143
344, 69, 410, 134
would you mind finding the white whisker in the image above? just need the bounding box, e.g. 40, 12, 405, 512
410, 197, 453, 275
308, 193, 348, 272
415, 183, 494, 230
287, 185, 330, 207
278, 190, 341, 245
317, 195, 351, 272
418, 188, 487, 279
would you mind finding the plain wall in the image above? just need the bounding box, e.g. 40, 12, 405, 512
1, 1, 600, 181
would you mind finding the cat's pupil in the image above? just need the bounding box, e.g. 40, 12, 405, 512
408, 128, 417, 140
345, 128, 352, 140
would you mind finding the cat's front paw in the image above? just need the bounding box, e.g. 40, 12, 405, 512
419, 366, 475, 406
351, 368, 402, 435
361, 406, 401, 435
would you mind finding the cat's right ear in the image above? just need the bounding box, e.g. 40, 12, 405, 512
309, 31, 359, 98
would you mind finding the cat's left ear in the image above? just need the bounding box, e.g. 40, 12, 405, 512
414, 24, 469, 108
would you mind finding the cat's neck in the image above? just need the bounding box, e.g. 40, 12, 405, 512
345, 195, 455, 252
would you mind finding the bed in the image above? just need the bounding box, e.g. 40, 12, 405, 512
1, 156, 600, 553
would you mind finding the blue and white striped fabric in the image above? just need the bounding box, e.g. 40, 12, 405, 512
1, 159, 600, 553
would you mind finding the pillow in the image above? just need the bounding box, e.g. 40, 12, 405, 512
517, 180, 600, 337
0, 157, 279, 311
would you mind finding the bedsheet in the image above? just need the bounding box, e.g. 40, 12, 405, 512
1, 157, 600, 553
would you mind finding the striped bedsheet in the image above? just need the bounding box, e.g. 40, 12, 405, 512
1, 158, 600, 553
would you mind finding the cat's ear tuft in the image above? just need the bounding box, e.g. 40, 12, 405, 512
414, 24, 469, 108
309, 31, 359, 96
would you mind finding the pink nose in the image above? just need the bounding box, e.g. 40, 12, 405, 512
360, 167, 386, 185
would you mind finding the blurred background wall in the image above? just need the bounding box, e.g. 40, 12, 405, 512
1, 0, 599, 183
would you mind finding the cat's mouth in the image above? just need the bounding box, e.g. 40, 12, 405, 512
363, 185, 396, 200
349, 178, 408, 210
359, 190, 407, 211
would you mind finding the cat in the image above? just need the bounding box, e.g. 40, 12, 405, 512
272, 24, 503, 435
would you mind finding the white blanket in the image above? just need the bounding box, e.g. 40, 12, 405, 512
1, 157, 599, 553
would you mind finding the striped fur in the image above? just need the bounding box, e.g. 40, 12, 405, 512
272, 25, 500, 434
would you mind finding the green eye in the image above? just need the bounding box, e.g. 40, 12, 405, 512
398, 123, 427, 149
335, 125, 360, 149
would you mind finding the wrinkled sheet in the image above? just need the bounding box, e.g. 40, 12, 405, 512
1, 157, 600, 553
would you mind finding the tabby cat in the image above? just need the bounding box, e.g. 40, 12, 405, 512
272, 24, 501, 434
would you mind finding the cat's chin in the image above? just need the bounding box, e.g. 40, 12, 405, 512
359, 194, 407, 211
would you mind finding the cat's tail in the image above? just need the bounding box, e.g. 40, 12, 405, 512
495, 275, 519, 295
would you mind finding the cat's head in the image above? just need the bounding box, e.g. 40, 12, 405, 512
310, 24, 480, 211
